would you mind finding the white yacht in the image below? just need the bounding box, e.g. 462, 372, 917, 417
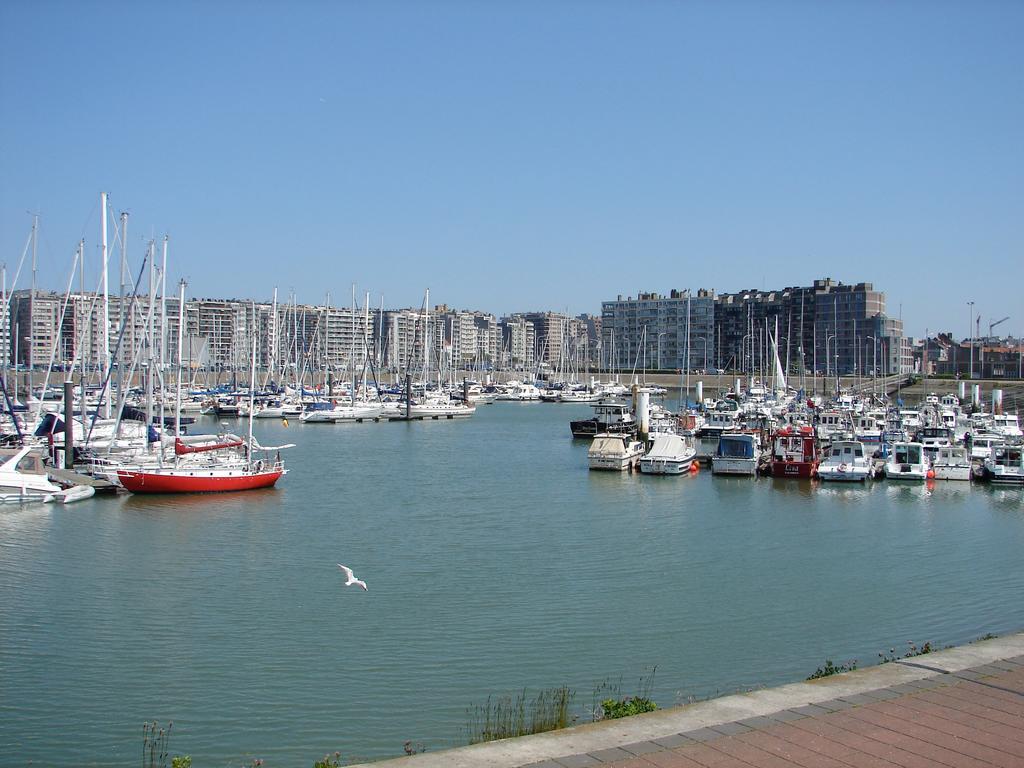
815, 411, 850, 442
496, 381, 542, 401
299, 402, 383, 423
992, 414, 1023, 440
854, 413, 883, 445
968, 433, 1002, 461
817, 440, 872, 482
588, 433, 645, 471
984, 444, 1024, 485
931, 445, 972, 481
711, 433, 760, 476
0, 447, 64, 503
640, 434, 697, 475
917, 426, 954, 464
884, 442, 929, 481
407, 397, 476, 419
253, 399, 303, 419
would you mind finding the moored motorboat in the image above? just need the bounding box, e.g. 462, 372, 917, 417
639, 433, 697, 475
817, 440, 872, 482
884, 442, 929, 481
983, 444, 1024, 485
570, 402, 635, 439
0, 447, 64, 503
769, 425, 819, 478
931, 445, 972, 481
588, 433, 645, 471
711, 433, 760, 476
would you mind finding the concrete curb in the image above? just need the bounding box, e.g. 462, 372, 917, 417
346, 631, 1024, 768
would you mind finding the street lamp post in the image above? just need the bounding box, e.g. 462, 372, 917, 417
692, 336, 708, 372
825, 334, 836, 379
968, 301, 975, 380
866, 335, 877, 397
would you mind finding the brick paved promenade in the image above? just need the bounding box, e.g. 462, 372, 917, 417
351, 633, 1024, 768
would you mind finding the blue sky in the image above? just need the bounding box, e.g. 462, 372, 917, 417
1, 0, 1021, 338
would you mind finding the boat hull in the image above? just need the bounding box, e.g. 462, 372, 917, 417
770, 460, 816, 479
932, 465, 972, 481
883, 463, 929, 481
817, 465, 870, 482
711, 457, 758, 476
116, 468, 284, 494
589, 455, 641, 471
639, 457, 693, 475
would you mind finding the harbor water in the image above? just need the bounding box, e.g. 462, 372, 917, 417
1, 401, 1023, 766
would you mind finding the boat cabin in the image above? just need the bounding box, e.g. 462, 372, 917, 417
893, 443, 924, 466
717, 433, 757, 459
770, 425, 818, 478
993, 414, 1023, 438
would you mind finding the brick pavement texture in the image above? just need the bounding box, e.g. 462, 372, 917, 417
529, 665, 1024, 768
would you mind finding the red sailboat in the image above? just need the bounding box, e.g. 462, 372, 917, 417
115, 335, 293, 494
115, 455, 286, 493
769, 425, 819, 478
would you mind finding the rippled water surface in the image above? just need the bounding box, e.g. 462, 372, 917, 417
2, 402, 1023, 766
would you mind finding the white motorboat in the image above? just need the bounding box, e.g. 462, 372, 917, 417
917, 426, 954, 464
558, 388, 601, 403
254, 400, 303, 419
496, 381, 542, 401
968, 433, 1002, 461
407, 398, 476, 419
299, 402, 383, 423
884, 442, 930, 481
931, 445, 972, 481
711, 433, 760, 476
817, 440, 872, 482
854, 414, 883, 445
984, 444, 1024, 485
992, 414, 1023, 440
0, 447, 64, 503
588, 433, 645, 471
815, 411, 850, 442
640, 434, 697, 475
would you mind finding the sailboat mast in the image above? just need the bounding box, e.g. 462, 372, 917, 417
270, 286, 278, 386
158, 236, 169, 435
247, 337, 256, 469
362, 291, 370, 395
324, 291, 331, 395
144, 240, 156, 445
78, 240, 87, 424
101, 192, 111, 418
29, 213, 37, 393
350, 283, 356, 404
175, 279, 185, 462
119, 211, 128, 400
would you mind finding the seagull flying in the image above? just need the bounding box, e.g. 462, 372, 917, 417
337, 564, 368, 591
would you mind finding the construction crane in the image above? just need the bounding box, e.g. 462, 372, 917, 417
989, 316, 1010, 337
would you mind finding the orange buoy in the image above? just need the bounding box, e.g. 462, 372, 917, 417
926, 469, 935, 479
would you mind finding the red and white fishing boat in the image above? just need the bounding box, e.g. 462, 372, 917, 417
769, 425, 819, 478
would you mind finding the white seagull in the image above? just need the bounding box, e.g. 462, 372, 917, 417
337, 564, 368, 591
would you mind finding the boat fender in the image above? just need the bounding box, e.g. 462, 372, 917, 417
926, 469, 935, 479
689, 462, 700, 474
